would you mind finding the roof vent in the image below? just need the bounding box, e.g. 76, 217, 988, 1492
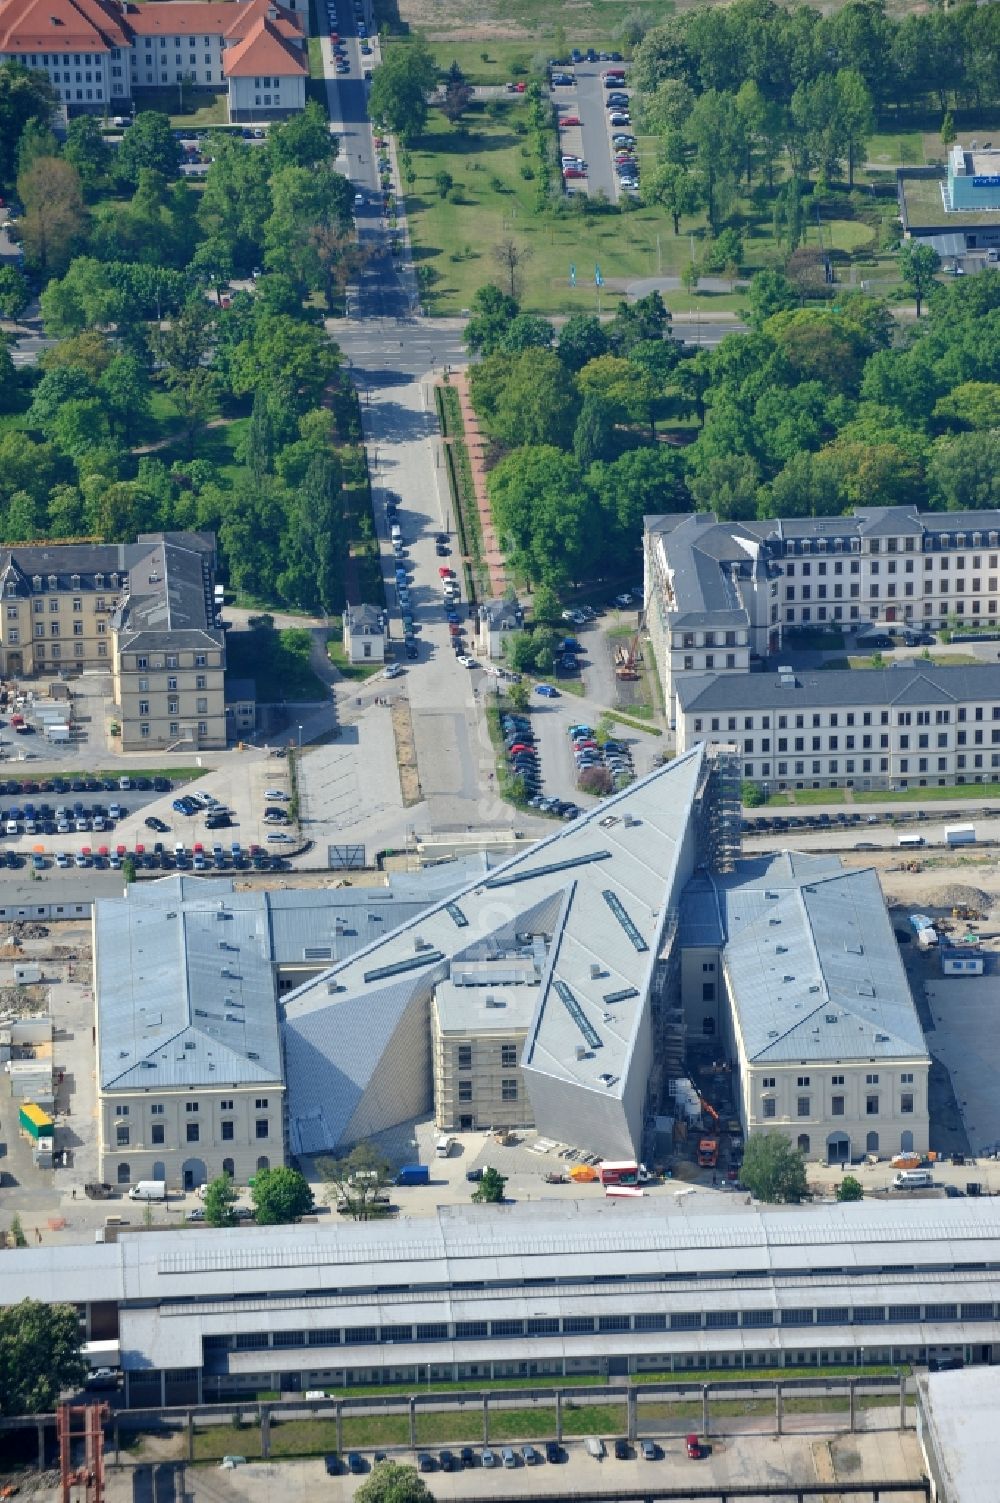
590, 962, 604, 980
575, 1044, 589, 1060
184, 1041, 196, 1050
808, 984, 820, 993
775, 944, 787, 954
765, 891, 779, 900
767, 1029, 779, 1038
414, 935, 429, 952
783, 974, 794, 983
826, 1013, 837, 1023
247, 1051, 259, 1060
875, 1031, 890, 1043
326, 981, 344, 994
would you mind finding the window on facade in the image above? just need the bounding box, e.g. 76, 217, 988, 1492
762, 1098, 776, 1118
151, 1124, 165, 1145
186, 1101, 199, 1113
500, 1043, 518, 1067
186, 1123, 199, 1142
458, 1080, 472, 1102
221, 1120, 235, 1140
457, 1044, 472, 1070
901, 1093, 913, 1114
831, 1096, 845, 1116
256, 1119, 269, 1139
501, 1078, 518, 1102
797, 1096, 810, 1117
866, 1095, 879, 1116
255, 1098, 268, 1109
116, 1125, 129, 1146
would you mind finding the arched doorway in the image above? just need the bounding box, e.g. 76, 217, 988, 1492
152, 1161, 166, 1182
182, 1158, 207, 1191
222, 1158, 235, 1178
827, 1132, 850, 1165
797, 1134, 810, 1155
900, 1130, 913, 1153
866, 1131, 879, 1155
117, 1162, 131, 1184
256, 1156, 270, 1172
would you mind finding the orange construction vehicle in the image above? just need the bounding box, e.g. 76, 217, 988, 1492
697, 1137, 719, 1169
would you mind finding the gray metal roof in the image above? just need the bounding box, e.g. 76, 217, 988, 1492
5, 1197, 1000, 1323
95, 865, 491, 1092
95, 883, 283, 1090
282, 748, 710, 1154
680, 852, 843, 950
676, 661, 1000, 714
114, 536, 219, 645
724, 866, 928, 1064
917, 1367, 1000, 1503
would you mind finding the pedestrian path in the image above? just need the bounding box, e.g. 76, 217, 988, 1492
451, 370, 509, 600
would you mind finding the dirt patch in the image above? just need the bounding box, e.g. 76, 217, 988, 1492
391, 699, 423, 807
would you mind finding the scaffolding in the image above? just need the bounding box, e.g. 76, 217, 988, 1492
702, 744, 742, 875
57, 1403, 109, 1503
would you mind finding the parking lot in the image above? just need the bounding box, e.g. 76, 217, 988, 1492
551, 53, 634, 203
103, 1428, 927, 1503
0, 750, 298, 875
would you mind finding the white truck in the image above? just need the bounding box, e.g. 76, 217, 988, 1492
945, 823, 976, 846
128, 1179, 166, 1201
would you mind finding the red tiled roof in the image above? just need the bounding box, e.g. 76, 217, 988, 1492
222, 12, 304, 75
0, 0, 129, 53
127, 0, 301, 40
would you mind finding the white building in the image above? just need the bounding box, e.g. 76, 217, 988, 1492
477, 598, 522, 660
3, 1199, 1000, 1404
645, 506, 1000, 725
681, 853, 930, 1165
0, 0, 307, 121
675, 660, 1000, 794
343, 603, 385, 666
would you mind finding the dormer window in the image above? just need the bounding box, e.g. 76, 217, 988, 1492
5, 583, 15, 598
32, 575, 42, 592
47, 574, 57, 589
70, 573, 80, 589
110, 572, 119, 589
95, 572, 104, 589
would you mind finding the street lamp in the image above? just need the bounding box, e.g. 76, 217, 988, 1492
297, 724, 303, 752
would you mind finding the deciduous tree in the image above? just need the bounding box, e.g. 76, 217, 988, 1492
0, 1300, 86, 1415
740, 1131, 807, 1203
250, 1165, 314, 1225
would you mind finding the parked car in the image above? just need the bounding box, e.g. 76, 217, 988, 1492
686, 1434, 703, 1459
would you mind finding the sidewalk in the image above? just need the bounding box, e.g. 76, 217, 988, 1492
450, 370, 509, 599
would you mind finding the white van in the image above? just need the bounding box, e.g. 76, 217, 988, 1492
893, 1169, 932, 1190
436, 1135, 454, 1158
128, 1179, 167, 1201
897, 834, 925, 847
390, 523, 401, 542
585, 1437, 605, 1460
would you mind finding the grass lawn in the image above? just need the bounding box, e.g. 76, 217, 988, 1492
226, 626, 326, 701
786, 786, 848, 805
130, 86, 228, 128
7, 765, 206, 785
845, 652, 980, 668
603, 710, 662, 736
866, 128, 926, 167
404, 102, 902, 316
854, 782, 1000, 804
193, 1426, 263, 1461
327, 634, 384, 681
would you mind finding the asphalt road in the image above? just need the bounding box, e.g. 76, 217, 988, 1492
574, 61, 623, 202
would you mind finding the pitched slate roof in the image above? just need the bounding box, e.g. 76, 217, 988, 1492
675, 661, 1000, 714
